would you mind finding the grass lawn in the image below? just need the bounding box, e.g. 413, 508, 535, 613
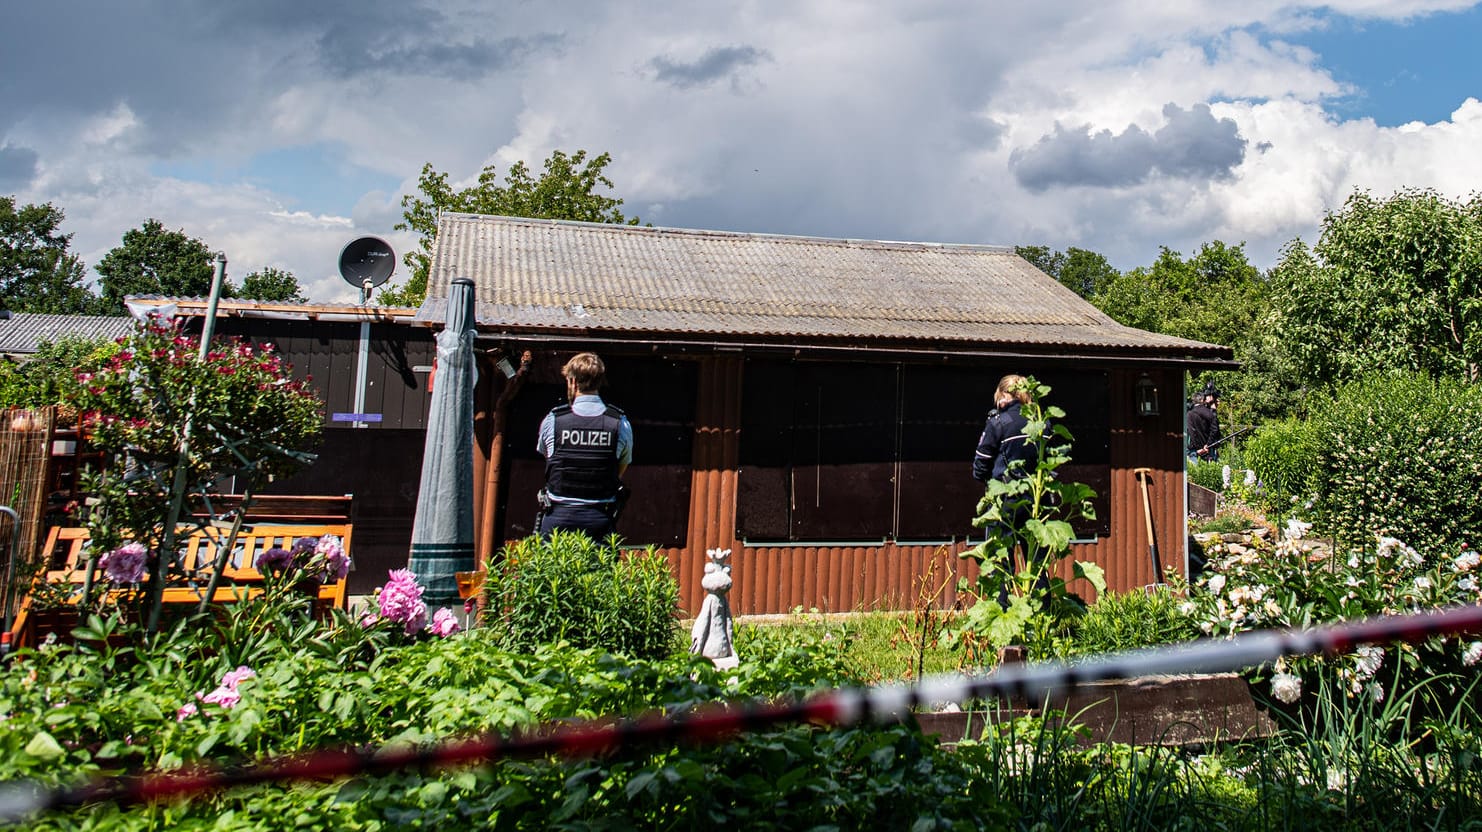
734, 609, 966, 682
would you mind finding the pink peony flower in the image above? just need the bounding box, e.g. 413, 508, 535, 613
403, 601, 428, 636
429, 607, 460, 637
378, 569, 428, 635
99, 542, 148, 584
315, 535, 350, 580
255, 547, 293, 572
176, 702, 198, 721
219, 666, 255, 689
200, 686, 240, 709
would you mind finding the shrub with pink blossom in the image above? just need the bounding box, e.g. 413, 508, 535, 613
57, 314, 324, 631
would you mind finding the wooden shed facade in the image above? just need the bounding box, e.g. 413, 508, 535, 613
419, 214, 1236, 615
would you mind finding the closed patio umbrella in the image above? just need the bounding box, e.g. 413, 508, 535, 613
407, 277, 477, 606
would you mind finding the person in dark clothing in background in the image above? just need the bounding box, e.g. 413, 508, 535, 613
1186, 386, 1222, 462
536, 353, 633, 539
972, 374, 1042, 607
973, 374, 1033, 483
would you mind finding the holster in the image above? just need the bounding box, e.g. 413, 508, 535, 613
535, 489, 552, 530
609, 483, 631, 520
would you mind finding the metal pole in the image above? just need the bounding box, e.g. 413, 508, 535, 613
199, 253, 227, 360
151, 252, 228, 633
351, 279, 373, 428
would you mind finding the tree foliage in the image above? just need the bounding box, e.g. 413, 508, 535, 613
0, 196, 103, 314
1090, 241, 1284, 424
95, 219, 217, 314
1092, 241, 1268, 348
1271, 188, 1482, 387
382, 149, 639, 306
1015, 244, 1120, 299
235, 266, 306, 303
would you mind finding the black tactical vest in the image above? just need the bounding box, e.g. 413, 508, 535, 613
545, 404, 623, 500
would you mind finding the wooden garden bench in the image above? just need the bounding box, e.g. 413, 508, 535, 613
8, 521, 352, 648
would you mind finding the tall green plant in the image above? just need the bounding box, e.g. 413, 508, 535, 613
947, 378, 1104, 661
484, 531, 680, 661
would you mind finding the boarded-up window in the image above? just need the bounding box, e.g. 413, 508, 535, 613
738, 360, 1110, 543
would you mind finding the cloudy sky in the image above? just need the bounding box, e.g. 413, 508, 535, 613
3, 1, 1481, 303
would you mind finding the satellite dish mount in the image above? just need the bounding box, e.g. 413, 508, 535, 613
338, 236, 396, 305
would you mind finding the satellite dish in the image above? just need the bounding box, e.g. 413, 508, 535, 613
338, 236, 396, 288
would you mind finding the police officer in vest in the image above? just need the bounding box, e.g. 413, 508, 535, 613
536, 352, 633, 539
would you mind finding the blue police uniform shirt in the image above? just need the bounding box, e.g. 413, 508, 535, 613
537, 394, 633, 504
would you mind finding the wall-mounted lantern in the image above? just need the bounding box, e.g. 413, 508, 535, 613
1134, 374, 1160, 417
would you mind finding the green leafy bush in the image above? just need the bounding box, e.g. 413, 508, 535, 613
1286, 372, 1482, 551
0, 336, 118, 410
1186, 458, 1224, 493
1064, 586, 1201, 657
484, 531, 681, 661
1240, 415, 1324, 518
2, 592, 1481, 829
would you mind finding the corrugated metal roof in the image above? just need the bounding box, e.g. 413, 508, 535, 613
418, 213, 1232, 361
0, 313, 135, 356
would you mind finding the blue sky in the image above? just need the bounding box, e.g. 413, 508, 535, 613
1286, 7, 1482, 125
4, 1, 1482, 303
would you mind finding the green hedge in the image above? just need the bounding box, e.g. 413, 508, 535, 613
1246, 372, 1482, 551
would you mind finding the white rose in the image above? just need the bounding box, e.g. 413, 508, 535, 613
1271, 672, 1302, 704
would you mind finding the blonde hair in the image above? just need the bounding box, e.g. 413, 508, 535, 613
562, 352, 606, 393
995, 374, 1030, 405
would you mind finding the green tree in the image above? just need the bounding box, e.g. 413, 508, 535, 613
236, 266, 306, 302
0, 336, 117, 408
382, 149, 639, 306
1092, 241, 1267, 348
95, 219, 217, 314
1271, 188, 1482, 387
0, 197, 104, 314
1090, 241, 1285, 425
1015, 244, 1120, 298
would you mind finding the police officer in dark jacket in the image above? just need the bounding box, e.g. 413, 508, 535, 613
1186, 388, 1222, 462
537, 353, 633, 539
973, 374, 1032, 484
972, 374, 1041, 608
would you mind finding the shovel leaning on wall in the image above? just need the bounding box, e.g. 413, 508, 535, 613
1133, 468, 1163, 584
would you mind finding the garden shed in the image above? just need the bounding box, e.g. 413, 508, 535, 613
418, 213, 1236, 614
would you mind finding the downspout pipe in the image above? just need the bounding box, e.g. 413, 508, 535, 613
477, 350, 531, 568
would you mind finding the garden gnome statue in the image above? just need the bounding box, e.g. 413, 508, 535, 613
690, 547, 739, 669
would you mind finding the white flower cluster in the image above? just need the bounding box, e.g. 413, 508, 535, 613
1464, 642, 1482, 667
1187, 523, 1482, 698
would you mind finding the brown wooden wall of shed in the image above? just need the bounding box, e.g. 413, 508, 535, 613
652, 361, 1186, 616
210, 319, 435, 430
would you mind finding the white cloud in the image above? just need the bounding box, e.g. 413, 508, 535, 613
5, 0, 1482, 298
